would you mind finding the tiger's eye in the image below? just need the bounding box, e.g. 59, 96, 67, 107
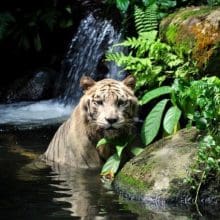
94, 100, 103, 105
117, 99, 127, 107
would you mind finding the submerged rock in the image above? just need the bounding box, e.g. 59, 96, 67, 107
114, 128, 220, 205
160, 6, 220, 74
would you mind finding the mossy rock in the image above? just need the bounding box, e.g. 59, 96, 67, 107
160, 6, 220, 75
114, 128, 220, 205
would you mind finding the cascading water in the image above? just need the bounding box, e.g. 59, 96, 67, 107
0, 12, 124, 128
57, 13, 124, 105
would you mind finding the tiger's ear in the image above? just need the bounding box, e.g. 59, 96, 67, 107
80, 76, 96, 92
123, 75, 136, 90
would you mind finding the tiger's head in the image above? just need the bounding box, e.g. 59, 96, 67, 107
79, 75, 138, 139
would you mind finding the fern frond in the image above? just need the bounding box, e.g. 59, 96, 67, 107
106, 51, 152, 73
106, 52, 131, 67
134, 4, 158, 35
145, 4, 158, 31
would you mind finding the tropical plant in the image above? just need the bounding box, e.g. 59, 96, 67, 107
103, 0, 220, 185
171, 76, 220, 209
134, 4, 158, 34
172, 76, 220, 133
135, 73, 220, 148
104, 0, 177, 14
185, 135, 220, 214
207, 0, 220, 6
106, 2, 199, 91
139, 86, 181, 145
106, 30, 187, 91
96, 136, 144, 179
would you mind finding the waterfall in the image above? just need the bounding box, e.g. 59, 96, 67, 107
56, 13, 125, 105
0, 12, 125, 128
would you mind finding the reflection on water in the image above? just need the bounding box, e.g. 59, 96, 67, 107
0, 131, 219, 219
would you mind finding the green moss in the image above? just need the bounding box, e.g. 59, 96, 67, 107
116, 172, 151, 193
165, 23, 195, 58
179, 6, 213, 20
141, 160, 156, 173
165, 24, 178, 44
122, 155, 156, 178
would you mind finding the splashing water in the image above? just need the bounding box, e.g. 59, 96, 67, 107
57, 13, 125, 104
0, 100, 72, 128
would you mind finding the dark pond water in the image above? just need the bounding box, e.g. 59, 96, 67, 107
0, 129, 219, 220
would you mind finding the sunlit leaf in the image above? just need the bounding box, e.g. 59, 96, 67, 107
96, 138, 109, 148
141, 99, 169, 145
116, 0, 130, 12
101, 153, 120, 178
130, 147, 144, 156
163, 106, 181, 134
116, 145, 126, 157
139, 86, 172, 105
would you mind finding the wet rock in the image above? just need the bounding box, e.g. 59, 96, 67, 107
114, 128, 220, 205
3, 69, 57, 103
160, 6, 220, 74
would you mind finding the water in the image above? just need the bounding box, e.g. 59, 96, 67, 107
0, 8, 219, 220
0, 13, 124, 129
57, 13, 125, 104
0, 100, 72, 129
0, 131, 219, 219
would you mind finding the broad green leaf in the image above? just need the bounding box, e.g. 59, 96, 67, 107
116, 144, 127, 157
159, 0, 176, 9
101, 153, 120, 177
139, 86, 172, 105
96, 138, 109, 148
115, 137, 129, 157
116, 0, 129, 12
141, 99, 169, 145
163, 106, 181, 134
130, 147, 144, 156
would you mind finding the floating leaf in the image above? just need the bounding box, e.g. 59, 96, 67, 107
163, 106, 181, 134
141, 99, 169, 145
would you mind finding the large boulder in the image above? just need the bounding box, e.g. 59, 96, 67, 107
113, 128, 220, 205
160, 6, 220, 74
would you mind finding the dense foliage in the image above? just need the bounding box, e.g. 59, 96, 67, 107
101, 0, 220, 207
105, 0, 220, 13
0, 1, 73, 51
1, 0, 219, 205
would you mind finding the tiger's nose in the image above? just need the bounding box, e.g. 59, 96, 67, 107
105, 117, 118, 124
